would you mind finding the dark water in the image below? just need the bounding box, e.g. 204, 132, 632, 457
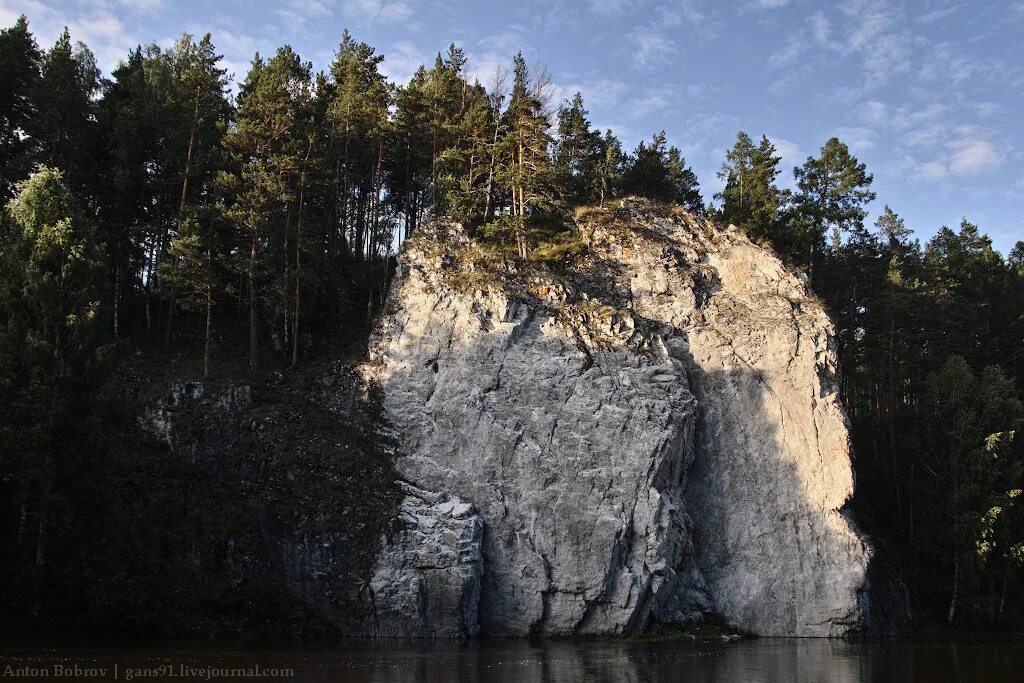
2, 638, 1023, 681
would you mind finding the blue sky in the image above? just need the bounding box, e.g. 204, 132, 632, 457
3, 0, 1022, 252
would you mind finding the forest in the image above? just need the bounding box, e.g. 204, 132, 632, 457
0, 14, 1023, 637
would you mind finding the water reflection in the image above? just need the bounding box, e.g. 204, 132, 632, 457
2, 638, 1022, 682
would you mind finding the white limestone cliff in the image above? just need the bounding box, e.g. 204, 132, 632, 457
362, 200, 872, 637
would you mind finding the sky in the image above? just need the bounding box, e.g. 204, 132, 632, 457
2, 0, 1022, 252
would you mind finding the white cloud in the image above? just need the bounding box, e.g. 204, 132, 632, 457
834, 126, 876, 152
74, 0, 166, 13
767, 135, 802, 173
768, 11, 835, 70
916, 3, 964, 24
916, 137, 1003, 180
741, 0, 788, 11
552, 78, 628, 110
275, 0, 332, 25
810, 11, 831, 44
339, 0, 413, 24
836, 0, 914, 86
0, 0, 139, 72
476, 25, 533, 58
623, 2, 707, 69
860, 100, 888, 126
917, 161, 948, 181
768, 33, 805, 68
860, 30, 912, 85
659, 1, 705, 27
626, 25, 677, 67
630, 90, 673, 118
380, 40, 427, 84
948, 138, 1002, 175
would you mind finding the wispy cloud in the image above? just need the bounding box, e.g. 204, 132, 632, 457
586, 0, 630, 14
624, 2, 707, 69
339, 0, 413, 24
627, 25, 677, 67
274, 0, 332, 26
768, 11, 833, 68
917, 136, 1003, 180
767, 135, 802, 174
380, 40, 426, 84
0, 0, 140, 71
916, 3, 964, 24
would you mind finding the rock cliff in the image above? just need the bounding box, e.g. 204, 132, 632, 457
363, 201, 874, 637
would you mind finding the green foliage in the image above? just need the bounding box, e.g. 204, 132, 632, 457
620, 131, 702, 212
552, 93, 605, 206
789, 137, 876, 279
4, 167, 102, 372
30, 28, 99, 194
716, 132, 787, 248
814, 196, 1024, 626
0, 15, 41, 198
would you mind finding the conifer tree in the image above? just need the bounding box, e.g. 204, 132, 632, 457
0, 16, 41, 199
499, 52, 553, 258
389, 68, 432, 238
620, 131, 701, 210
597, 129, 623, 206
717, 132, 785, 246
30, 28, 100, 194
791, 137, 875, 281
552, 92, 603, 206
327, 31, 390, 266
222, 47, 312, 373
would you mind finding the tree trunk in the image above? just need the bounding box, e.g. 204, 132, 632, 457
367, 141, 384, 320
293, 138, 313, 367
164, 298, 174, 351
484, 118, 500, 221
204, 280, 212, 379
947, 554, 960, 624
34, 484, 49, 567
249, 234, 258, 375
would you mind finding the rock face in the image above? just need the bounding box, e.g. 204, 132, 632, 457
363, 201, 874, 637
369, 484, 484, 638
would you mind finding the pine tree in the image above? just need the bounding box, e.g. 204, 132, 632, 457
791, 137, 876, 281
717, 132, 785, 246
222, 47, 312, 373
389, 68, 432, 239
552, 92, 603, 206
876, 204, 911, 246
0, 16, 41, 198
597, 129, 623, 206
620, 131, 701, 210
326, 31, 390, 267
498, 52, 553, 258
665, 145, 702, 214
30, 28, 100, 194
160, 207, 224, 376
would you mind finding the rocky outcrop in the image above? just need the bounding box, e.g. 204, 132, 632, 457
363, 201, 876, 637
369, 484, 484, 638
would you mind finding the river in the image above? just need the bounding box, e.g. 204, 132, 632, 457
2, 637, 1023, 681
